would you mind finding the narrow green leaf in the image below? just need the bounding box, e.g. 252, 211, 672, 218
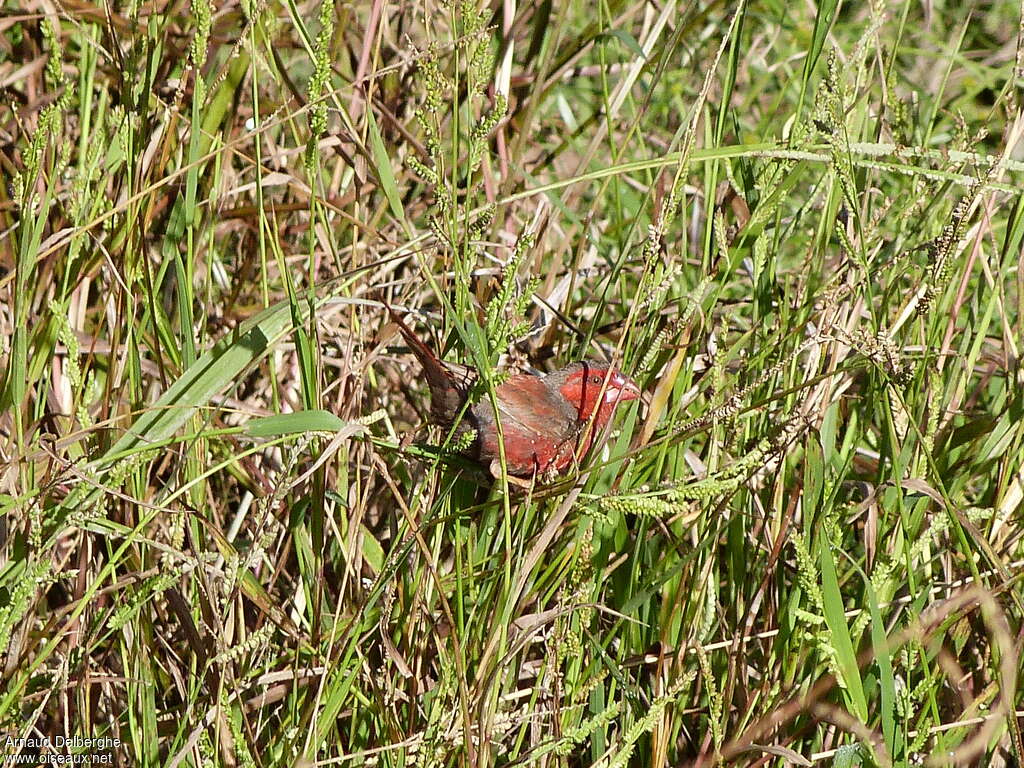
246, 410, 346, 437
832, 744, 863, 768
866, 577, 897, 756
600, 29, 646, 60
819, 540, 868, 721
358, 525, 385, 573
803, 433, 824, 512
367, 110, 405, 223
803, 0, 839, 83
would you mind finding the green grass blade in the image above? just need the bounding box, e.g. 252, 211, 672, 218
819, 538, 868, 722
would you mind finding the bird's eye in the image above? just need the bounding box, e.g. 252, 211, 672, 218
590, 375, 602, 385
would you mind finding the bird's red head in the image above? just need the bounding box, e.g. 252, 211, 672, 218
556, 362, 641, 428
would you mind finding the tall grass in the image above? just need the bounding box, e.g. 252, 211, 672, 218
1, 0, 1022, 765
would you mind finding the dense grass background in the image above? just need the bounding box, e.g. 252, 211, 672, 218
2, 0, 1023, 764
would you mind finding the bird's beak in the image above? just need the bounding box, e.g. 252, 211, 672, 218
604, 372, 642, 404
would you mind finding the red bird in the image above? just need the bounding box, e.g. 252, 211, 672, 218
387, 306, 641, 480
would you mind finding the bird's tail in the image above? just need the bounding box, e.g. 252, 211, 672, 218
384, 304, 458, 406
